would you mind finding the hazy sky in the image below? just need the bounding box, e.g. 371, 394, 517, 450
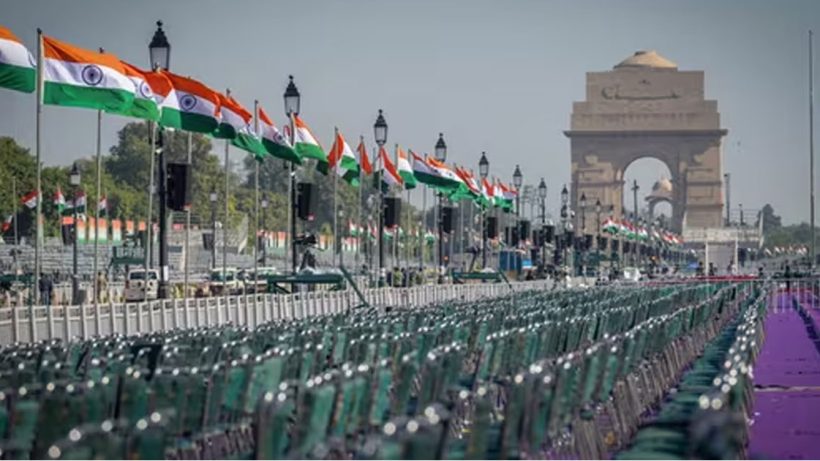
2, 0, 819, 224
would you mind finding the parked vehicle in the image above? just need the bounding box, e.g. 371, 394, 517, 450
209, 267, 240, 295
124, 269, 159, 302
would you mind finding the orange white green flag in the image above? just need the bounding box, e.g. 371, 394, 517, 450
212, 93, 266, 159
328, 129, 360, 186
258, 106, 301, 164
357, 137, 373, 176
293, 115, 329, 174
396, 146, 417, 190
42, 35, 134, 111
110, 61, 171, 122
0, 25, 35, 93
379, 146, 403, 190
159, 71, 221, 133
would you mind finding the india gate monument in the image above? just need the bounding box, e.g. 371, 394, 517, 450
565, 50, 727, 234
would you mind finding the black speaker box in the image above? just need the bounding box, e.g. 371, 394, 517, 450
385, 197, 402, 228
485, 216, 498, 239
203, 233, 214, 250
297, 182, 317, 221
167, 162, 192, 212
518, 220, 531, 242
544, 225, 555, 243
441, 206, 455, 233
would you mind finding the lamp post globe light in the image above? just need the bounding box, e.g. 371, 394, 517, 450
374, 110, 388, 285
435, 133, 447, 162
69, 163, 81, 304
479, 152, 489, 268
149, 20, 172, 298
283, 76, 300, 276
209, 190, 218, 270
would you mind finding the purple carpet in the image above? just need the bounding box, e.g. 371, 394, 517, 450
749, 292, 820, 459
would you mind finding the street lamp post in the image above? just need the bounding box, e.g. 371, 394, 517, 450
560, 185, 569, 272
374, 111, 388, 285
579, 192, 587, 274
283, 76, 300, 276
595, 199, 602, 272
435, 134, 447, 281
209, 190, 217, 269
261, 195, 268, 266
149, 20, 171, 299
70, 163, 81, 304
479, 152, 489, 268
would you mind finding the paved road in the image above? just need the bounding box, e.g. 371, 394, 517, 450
749, 289, 820, 459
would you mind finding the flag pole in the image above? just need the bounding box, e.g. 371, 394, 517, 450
333, 127, 339, 268
12, 176, 18, 247
355, 136, 363, 273
253, 100, 259, 306
406, 189, 410, 270
184, 130, 192, 305
223, 91, 230, 307
421, 184, 426, 271
33, 29, 43, 313
92, 46, 105, 320
144, 121, 155, 302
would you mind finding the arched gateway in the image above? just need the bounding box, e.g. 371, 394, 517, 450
565, 50, 727, 234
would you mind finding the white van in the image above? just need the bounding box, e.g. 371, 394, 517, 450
124, 269, 159, 301
209, 267, 239, 295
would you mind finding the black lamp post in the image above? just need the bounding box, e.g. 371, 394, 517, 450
579, 193, 587, 235
513, 165, 523, 217
149, 20, 171, 299
435, 133, 446, 278
374, 110, 388, 285
479, 152, 489, 268
595, 199, 602, 270
560, 185, 569, 269
209, 190, 217, 269
261, 195, 269, 266
284, 76, 300, 275
70, 163, 81, 304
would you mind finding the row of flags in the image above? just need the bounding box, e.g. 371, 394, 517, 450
13, 188, 104, 215
600, 217, 683, 246
0, 24, 521, 212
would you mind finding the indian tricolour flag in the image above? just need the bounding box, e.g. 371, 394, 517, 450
453, 167, 481, 203
358, 138, 373, 176
328, 129, 360, 186
482, 178, 495, 207
21, 190, 38, 209
111, 61, 171, 122
396, 147, 417, 190
42, 35, 134, 111
159, 71, 221, 133
293, 115, 328, 173
0, 25, 35, 93
601, 217, 618, 234
410, 151, 460, 192
258, 106, 300, 164
379, 146, 403, 190
53, 187, 65, 213
213, 93, 266, 159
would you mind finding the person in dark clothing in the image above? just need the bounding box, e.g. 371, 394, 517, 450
784, 264, 792, 292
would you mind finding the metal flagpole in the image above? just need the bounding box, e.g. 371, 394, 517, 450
93, 108, 102, 312
421, 185, 426, 269
356, 136, 363, 273
223, 89, 231, 305
333, 128, 339, 267
144, 122, 155, 303
406, 189, 410, 269
810, 30, 816, 269
12, 177, 18, 246
253, 101, 259, 306
184, 131, 191, 304
223, 136, 229, 306
33, 29, 43, 312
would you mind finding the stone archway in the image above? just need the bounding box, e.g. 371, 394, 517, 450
564, 50, 727, 234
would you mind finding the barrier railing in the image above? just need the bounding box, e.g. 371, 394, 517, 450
0, 280, 551, 344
